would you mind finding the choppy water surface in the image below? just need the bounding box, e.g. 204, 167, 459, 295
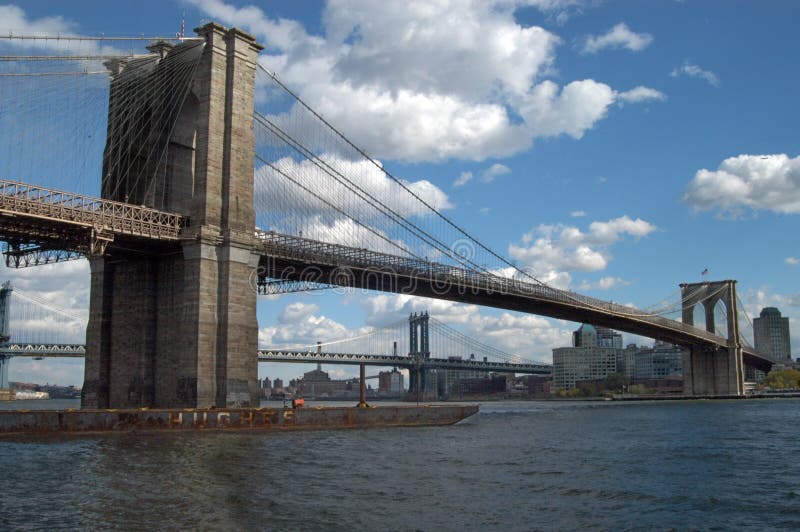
1, 399, 799, 530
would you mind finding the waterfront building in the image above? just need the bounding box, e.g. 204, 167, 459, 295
554, 324, 619, 390
634, 343, 683, 380
378, 369, 404, 396
454, 375, 507, 395
259, 377, 273, 397
524, 375, 551, 397
439, 355, 485, 397
616, 344, 638, 376
553, 346, 618, 390
297, 364, 348, 398
754, 307, 792, 362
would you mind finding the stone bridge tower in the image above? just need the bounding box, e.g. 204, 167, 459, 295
680, 280, 744, 396
82, 24, 263, 409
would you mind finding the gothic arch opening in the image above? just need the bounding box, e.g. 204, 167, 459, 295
692, 302, 708, 332
165, 91, 198, 214
714, 299, 731, 339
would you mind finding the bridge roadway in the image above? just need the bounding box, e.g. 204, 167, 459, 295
256, 231, 774, 372
0, 179, 775, 372
0, 345, 552, 374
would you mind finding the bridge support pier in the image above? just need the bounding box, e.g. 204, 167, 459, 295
82, 23, 263, 409
682, 346, 744, 396
0, 282, 10, 395
0, 355, 9, 391
680, 280, 744, 396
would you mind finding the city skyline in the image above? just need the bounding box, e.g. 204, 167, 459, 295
1, 0, 798, 386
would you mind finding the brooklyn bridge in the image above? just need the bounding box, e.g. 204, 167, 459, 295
0, 23, 776, 407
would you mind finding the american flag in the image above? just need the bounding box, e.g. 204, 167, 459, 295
701, 268, 709, 276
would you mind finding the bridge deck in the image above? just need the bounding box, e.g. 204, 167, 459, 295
258, 350, 551, 374
0, 345, 550, 374
0, 179, 184, 245
256, 231, 772, 370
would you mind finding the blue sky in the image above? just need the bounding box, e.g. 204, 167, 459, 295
2, 0, 799, 386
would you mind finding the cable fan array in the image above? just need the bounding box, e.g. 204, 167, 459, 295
0, 34, 202, 205
251, 65, 759, 341
253, 65, 534, 281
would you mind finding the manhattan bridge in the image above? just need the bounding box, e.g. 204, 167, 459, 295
0, 23, 776, 408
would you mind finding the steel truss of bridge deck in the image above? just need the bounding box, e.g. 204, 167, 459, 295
0, 179, 185, 267
0, 344, 86, 356
257, 350, 552, 374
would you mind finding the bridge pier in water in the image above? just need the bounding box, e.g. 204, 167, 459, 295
82, 24, 264, 409
0, 282, 10, 396
680, 280, 745, 396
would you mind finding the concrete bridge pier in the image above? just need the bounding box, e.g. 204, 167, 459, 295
82, 23, 264, 409
680, 280, 744, 396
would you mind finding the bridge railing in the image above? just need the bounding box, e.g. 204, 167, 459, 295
256, 231, 736, 348
0, 179, 183, 240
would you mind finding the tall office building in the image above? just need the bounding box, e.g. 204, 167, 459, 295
596, 327, 623, 349
572, 324, 598, 347
754, 307, 791, 361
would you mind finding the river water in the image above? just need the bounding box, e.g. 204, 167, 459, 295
1, 398, 799, 530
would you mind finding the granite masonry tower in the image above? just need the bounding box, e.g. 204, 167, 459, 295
680, 280, 744, 396
82, 23, 264, 408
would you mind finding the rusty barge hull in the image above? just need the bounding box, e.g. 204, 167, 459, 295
0, 405, 479, 436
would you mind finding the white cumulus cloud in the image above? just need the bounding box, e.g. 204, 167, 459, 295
259, 301, 373, 349
0, 5, 73, 35
617, 86, 666, 104
582, 23, 653, 54
578, 276, 631, 291
189, 0, 658, 163
360, 294, 480, 327
509, 215, 657, 285
453, 171, 473, 187
670, 62, 720, 87
683, 154, 800, 217
480, 163, 511, 183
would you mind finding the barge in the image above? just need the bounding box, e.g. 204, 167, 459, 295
0, 404, 479, 436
